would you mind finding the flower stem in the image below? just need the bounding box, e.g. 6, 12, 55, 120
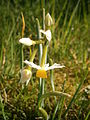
20, 45, 23, 69
49, 59, 55, 91
38, 91, 71, 108
36, 18, 43, 105
20, 12, 25, 69
36, 18, 42, 64
41, 8, 46, 107
41, 44, 47, 67
30, 48, 37, 62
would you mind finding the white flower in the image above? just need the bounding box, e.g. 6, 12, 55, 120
23, 60, 65, 78
45, 13, 53, 26
20, 69, 32, 86
40, 30, 51, 42
19, 38, 36, 46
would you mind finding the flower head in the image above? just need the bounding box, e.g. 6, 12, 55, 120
24, 60, 65, 78
40, 30, 51, 42
20, 68, 32, 86
19, 38, 36, 46
45, 13, 53, 27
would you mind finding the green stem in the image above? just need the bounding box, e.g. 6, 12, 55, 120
41, 44, 47, 67
30, 48, 37, 62
38, 91, 71, 108
39, 107, 49, 120
43, 8, 45, 31
27, 47, 38, 71
40, 0, 45, 9
36, 18, 42, 65
36, 18, 43, 104
35, 40, 44, 44
41, 8, 46, 107
58, 97, 65, 120
20, 44, 23, 69
49, 59, 55, 92
85, 111, 90, 120
52, 100, 59, 120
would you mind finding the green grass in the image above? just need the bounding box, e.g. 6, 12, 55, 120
0, 0, 90, 120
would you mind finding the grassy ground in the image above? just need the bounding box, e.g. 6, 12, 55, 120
0, 0, 90, 120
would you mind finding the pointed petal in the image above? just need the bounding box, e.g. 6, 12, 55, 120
24, 60, 41, 70
44, 63, 49, 68
40, 29, 51, 42
19, 38, 36, 46
45, 63, 65, 71
45, 30, 51, 42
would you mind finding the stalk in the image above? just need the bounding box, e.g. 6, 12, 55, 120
38, 91, 71, 120
36, 18, 43, 104
30, 48, 37, 62
38, 90, 71, 120
36, 18, 42, 66
20, 13, 25, 69
39, 107, 49, 120
85, 111, 90, 120
49, 59, 55, 92
40, 0, 45, 9
20, 45, 23, 69
40, 44, 47, 67
27, 47, 38, 72
38, 91, 71, 108
40, 42, 47, 107
41, 8, 46, 107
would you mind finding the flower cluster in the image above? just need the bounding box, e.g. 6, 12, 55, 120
19, 13, 65, 85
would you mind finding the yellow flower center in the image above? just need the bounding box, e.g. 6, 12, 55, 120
36, 69, 47, 78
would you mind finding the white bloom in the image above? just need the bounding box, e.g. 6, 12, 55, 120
19, 38, 36, 46
45, 13, 53, 26
40, 30, 51, 42
23, 60, 65, 78
24, 60, 65, 70
20, 69, 32, 86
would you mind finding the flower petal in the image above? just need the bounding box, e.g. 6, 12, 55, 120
45, 30, 51, 42
19, 38, 36, 46
44, 63, 49, 68
40, 30, 51, 42
45, 63, 65, 71
24, 60, 41, 70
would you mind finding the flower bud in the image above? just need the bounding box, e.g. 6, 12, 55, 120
20, 69, 32, 85
45, 13, 53, 27
19, 38, 36, 46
